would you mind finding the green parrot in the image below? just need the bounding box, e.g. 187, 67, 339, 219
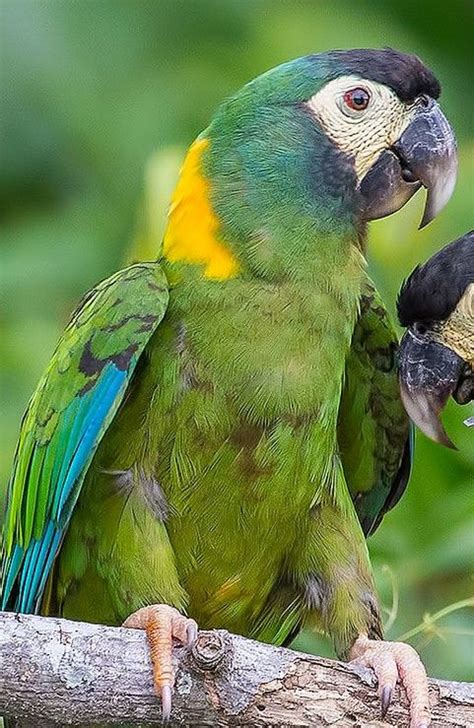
1, 49, 458, 726
398, 231, 473, 447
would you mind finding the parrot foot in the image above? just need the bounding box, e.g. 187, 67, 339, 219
349, 634, 430, 728
122, 604, 198, 722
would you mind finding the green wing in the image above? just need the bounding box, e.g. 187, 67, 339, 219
1, 263, 169, 612
338, 278, 412, 536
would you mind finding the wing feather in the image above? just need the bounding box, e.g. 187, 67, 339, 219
1, 263, 169, 612
338, 278, 412, 536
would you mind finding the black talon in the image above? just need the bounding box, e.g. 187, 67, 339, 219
380, 685, 393, 718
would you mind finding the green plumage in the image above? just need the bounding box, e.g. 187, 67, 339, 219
1, 52, 411, 660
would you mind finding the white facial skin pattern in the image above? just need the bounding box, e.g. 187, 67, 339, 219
306, 75, 418, 181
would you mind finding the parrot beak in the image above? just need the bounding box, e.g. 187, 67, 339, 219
360, 99, 457, 227
398, 329, 465, 448
399, 380, 456, 448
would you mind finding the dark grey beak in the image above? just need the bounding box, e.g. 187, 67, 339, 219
398, 329, 464, 448
360, 98, 457, 227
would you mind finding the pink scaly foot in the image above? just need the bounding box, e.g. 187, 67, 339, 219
123, 604, 198, 722
350, 634, 431, 728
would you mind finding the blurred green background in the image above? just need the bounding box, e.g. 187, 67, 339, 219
1, 0, 473, 681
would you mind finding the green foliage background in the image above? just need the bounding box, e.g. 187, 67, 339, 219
1, 0, 473, 680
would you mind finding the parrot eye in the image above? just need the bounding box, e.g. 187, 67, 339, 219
342, 87, 371, 112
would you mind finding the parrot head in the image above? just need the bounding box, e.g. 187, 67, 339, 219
165, 49, 457, 279
211, 49, 456, 222
397, 232, 474, 448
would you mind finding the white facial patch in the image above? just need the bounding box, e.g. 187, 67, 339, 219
441, 283, 474, 363
306, 75, 417, 181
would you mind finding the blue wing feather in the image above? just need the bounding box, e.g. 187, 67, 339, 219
4, 364, 128, 612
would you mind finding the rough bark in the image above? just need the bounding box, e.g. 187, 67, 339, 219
0, 611, 472, 727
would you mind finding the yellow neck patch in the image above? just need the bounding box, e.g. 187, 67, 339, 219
163, 138, 239, 279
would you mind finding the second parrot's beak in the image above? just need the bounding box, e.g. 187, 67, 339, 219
360, 98, 457, 227
398, 329, 465, 448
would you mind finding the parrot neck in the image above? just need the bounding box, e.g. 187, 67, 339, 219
163, 107, 366, 285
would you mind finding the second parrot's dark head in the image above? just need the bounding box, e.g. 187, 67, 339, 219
397, 232, 474, 447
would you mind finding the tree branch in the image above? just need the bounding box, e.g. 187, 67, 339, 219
0, 611, 472, 727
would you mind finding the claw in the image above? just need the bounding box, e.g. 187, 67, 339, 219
380, 684, 392, 718
186, 620, 198, 646
161, 684, 172, 723
123, 604, 198, 721
349, 634, 431, 728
